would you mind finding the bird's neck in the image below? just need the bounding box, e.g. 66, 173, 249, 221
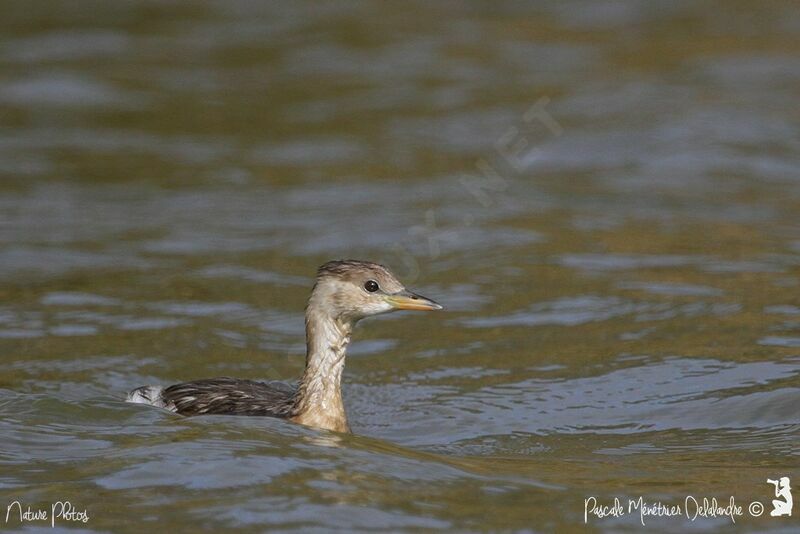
291, 305, 353, 432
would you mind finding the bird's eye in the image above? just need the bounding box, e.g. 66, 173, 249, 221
364, 280, 379, 293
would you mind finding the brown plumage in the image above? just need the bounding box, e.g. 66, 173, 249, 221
126, 260, 442, 433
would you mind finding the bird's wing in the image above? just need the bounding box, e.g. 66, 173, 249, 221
161, 377, 297, 417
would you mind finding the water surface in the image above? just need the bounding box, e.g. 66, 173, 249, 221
1, 1, 799, 531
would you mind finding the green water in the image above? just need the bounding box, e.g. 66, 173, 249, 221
1, 1, 799, 532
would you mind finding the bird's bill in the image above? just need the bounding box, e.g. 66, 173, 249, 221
385, 290, 443, 311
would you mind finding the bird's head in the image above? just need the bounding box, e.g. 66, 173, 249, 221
307, 259, 442, 323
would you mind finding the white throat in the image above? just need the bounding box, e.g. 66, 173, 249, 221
291, 304, 354, 432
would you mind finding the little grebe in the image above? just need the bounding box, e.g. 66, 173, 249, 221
126, 260, 442, 432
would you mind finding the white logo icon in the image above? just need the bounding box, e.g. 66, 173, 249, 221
767, 477, 792, 517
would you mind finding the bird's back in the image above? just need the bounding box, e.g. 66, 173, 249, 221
127, 377, 297, 417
